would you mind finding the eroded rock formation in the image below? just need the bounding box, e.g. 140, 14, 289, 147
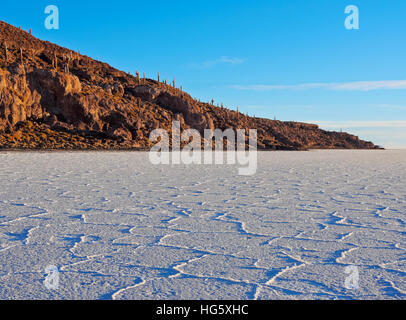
0, 21, 379, 150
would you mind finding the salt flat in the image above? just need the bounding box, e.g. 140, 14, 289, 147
0, 150, 405, 300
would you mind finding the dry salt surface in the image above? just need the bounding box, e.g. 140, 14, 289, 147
0, 150, 405, 300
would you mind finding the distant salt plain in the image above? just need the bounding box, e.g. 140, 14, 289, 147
0, 150, 405, 300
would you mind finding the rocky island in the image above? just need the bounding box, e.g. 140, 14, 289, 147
0, 21, 379, 150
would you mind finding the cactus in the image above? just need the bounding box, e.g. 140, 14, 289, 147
157, 72, 160, 82
54, 53, 58, 70
20, 48, 24, 66
4, 42, 8, 65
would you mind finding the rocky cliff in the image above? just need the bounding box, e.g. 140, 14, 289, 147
0, 21, 379, 150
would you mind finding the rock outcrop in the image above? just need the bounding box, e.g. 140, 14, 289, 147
0, 21, 379, 150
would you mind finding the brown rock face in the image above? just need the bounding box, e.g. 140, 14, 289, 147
0, 66, 42, 131
0, 21, 380, 150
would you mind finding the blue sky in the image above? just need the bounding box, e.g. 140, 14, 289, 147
2, 0, 406, 147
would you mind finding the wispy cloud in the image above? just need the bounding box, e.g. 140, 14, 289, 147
231, 80, 406, 91
311, 120, 406, 128
187, 56, 244, 69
